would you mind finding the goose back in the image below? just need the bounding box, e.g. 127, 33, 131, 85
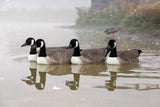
117, 49, 141, 64
46, 48, 73, 64
37, 46, 67, 53
80, 48, 106, 64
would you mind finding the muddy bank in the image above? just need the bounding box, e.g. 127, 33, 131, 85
126, 27, 160, 47
62, 25, 160, 47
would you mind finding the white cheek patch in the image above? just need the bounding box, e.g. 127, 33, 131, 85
31, 39, 34, 46
113, 42, 116, 48
40, 41, 44, 48
75, 41, 79, 48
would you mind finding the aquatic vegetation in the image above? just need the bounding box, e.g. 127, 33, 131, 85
76, 0, 160, 28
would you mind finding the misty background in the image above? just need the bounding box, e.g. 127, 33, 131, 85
0, 0, 90, 24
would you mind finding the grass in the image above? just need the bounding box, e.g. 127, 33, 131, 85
75, 0, 160, 28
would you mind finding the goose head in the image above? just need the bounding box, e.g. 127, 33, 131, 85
67, 39, 80, 49
21, 37, 37, 55
21, 37, 35, 47
67, 39, 81, 56
32, 39, 47, 57
32, 39, 46, 49
105, 39, 117, 57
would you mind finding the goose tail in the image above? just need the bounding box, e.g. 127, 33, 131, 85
137, 50, 142, 56
130, 49, 142, 57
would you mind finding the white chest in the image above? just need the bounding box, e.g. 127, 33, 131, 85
28, 54, 37, 62
37, 57, 49, 65
71, 57, 82, 64
105, 57, 120, 65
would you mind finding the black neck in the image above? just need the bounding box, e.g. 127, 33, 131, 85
38, 44, 47, 57
109, 48, 117, 57
29, 47, 37, 54
73, 46, 81, 56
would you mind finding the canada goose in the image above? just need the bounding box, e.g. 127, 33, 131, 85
105, 39, 142, 65
21, 37, 37, 61
32, 39, 73, 65
21, 37, 69, 62
67, 39, 105, 64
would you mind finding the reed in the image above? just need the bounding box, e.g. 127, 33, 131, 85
76, 0, 160, 28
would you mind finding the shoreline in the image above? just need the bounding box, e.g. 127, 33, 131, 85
60, 25, 160, 47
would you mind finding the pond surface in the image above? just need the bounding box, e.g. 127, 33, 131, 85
0, 21, 160, 107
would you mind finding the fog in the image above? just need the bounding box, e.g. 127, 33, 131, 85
0, 0, 90, 10
0, 1, 160, 107
0, 0, 90, 23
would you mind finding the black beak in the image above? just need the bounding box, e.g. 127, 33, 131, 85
31, 44, 37, 49
105, 45, 111, 57
66, 44, 73, 49
21, 42, 27, 47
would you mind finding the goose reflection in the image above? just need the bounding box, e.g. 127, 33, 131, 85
22, 62, 37, 85
66, 64, 107, 90
35, 64, 48, 90
104, 65, 121, 91
96, 64, 160, 91
105, 71, 117, 91
65, 65, 81, 90
95, 64, 140, 91
35, 64, 72, 90
47, 64, 71, 76
22, 63, 47, 90
22, 63, 72, 90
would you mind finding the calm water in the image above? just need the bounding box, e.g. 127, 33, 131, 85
0, 22, 160, 107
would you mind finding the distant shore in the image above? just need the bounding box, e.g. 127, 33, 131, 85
61, 25, 160, 47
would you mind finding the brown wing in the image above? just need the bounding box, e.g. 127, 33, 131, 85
117, 49, 140, 64
80, 48, 105, 63
47, 48, 73, 64
37, 46, 67, 53
47, 46, 67, 49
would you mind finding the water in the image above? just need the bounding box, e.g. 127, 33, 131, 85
0, 14, 160, 107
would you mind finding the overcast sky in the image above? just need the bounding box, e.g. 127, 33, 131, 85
0, 0, 91, 10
